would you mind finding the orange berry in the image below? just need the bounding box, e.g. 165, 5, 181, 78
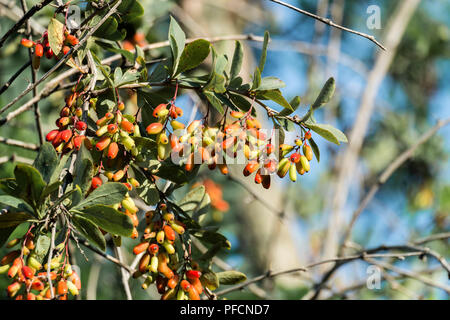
107, 142, 119, 159
146, 122, 164, 135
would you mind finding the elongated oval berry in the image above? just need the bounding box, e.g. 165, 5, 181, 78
57, 117, 70, 128
66, 280, 79, 296
153, 103, 167, 118
230, 111, 244, 119
95, 136, 111, 151
254, 169, 263, 184
243, 161, 259, 177
289, 162, 297, 182
120, 120, 134, 133
305, 131, 312, 140
148, 243, 159, 255
300, 155, 310, 172
146, 122, 164, 135
21, 38, 34, 48
262, 174, 271, 189
57, 280, 68, 295
61, 129, 73, 143
277, 158, 291, 178
163, 225, 176, 241
186, 270, 202, 279
303, 144, 313, 161
21, 266, 35, 279
73, 135, 85, 150
218, 163, 229, 175
133, 242, 149, 255
175, 107, 183, 117
107, 142, 119, 159
138, 253, 150, 273
290, 153, 301, 163
170, 120, 185, 130
180, 280, 191, 292
70, 271, 82, 290
158, 132, 169, 145
46, 129, 59, 142
45, 47, 53, 59
65, 34, 79, 45
34, 43, 43, 57
187, 120, 201, 134
75, 121, 87, 131
91, 176, 102, 189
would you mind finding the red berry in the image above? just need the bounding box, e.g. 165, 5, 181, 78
91, 176, 102, 189
34, 43, 43, 57
186, 270, 202, 279
21, 38, 34, 48
46, 129, 59, 142
75, 121, 87, 131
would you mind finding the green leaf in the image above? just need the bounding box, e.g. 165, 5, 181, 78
177, 39, 210, 74
0, 178, 18, 197
73, 158, 94, 196
230, 41, 243, 80
0, 195, 33, 214
33, 142, 58, 184
309, 137, 320, 163
252, 67, 261, 90
0, 211, 33, 228
14, 164, 46, 208
304, 123, 347, 145
256, 76, 285, 91
34, 234, 50, 263
136, 181, 160, 206
260, 89, 292, 111
78, 205, 133, 237
204, 73, 226, 93
96, 39, 135, 63
258, 31, 270, 73
72, 214, 106, 251
40, 181, 62, 200
47, 18, 64, 55
177, 186, 210, 220
155, 161, 200, 185
118, 0, 144, 21
203, 91, 224, 114
312, 77, 335, 110
72, 182, 128, 209
114, 68, 139, 87
169, 16, 186, 74
279, 96, 301, 116
192, 230, 231, 248
228, 92, 252, 113
216, 271, 247, 285
49, 153, 71, 185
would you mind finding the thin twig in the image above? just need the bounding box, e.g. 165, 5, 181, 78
268, 0, 386, 50
0, 136, 39, 150
341, 118, 450, 247
0, 61, 31, 96
0, 0, 53, 49
0, 0, 122, 116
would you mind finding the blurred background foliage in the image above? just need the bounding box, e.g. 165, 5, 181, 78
0, 0, 449, 299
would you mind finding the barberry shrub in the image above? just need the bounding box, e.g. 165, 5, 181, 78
0, 2, 347, 300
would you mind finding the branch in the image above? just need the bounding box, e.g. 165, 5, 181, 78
0, 136, 39, 150
267, 0, 386, 50
0, 0, 53, 49
365, 257, 450, 294
113, 244, 133, 300
0, 0, 122, 116
0, 61, 31, 96
341, 118, 450, 246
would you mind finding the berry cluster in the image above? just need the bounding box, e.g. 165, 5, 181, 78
131, 203, 204, 300
45, 91, 89, 154
21, 29, 79, 69
1, 231, 80, 300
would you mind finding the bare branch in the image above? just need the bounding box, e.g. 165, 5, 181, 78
0, 136, 39, 150
341, 118, 450, 246
0, 0, 53, 49
268, 0, 386, 50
